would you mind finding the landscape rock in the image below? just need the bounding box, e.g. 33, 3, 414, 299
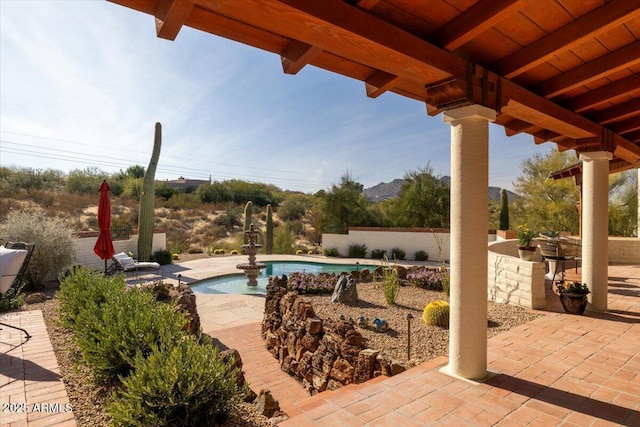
25, 292, 47, 304
255, 389, 280, 418
331, 275, 358, 304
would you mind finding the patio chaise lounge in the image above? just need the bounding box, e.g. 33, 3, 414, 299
111, 252, 162, 276
0, 242, 36, 338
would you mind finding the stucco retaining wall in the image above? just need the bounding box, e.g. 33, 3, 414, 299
487, 240, 547, 310
608, 237, 640, 264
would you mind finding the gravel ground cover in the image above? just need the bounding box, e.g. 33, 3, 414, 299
306, 282, 541, 366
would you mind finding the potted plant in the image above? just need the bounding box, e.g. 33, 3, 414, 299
517, 224, 536, 261
556, 280, 589, 314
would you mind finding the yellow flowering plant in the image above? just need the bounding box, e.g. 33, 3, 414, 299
557, 281, 590, 295
517, 224, 535, 247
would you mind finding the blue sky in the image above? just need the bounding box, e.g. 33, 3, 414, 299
0, 0, 554, 193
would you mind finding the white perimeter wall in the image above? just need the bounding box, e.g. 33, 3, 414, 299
322, 227, 497, 262
75, 233, 166, 270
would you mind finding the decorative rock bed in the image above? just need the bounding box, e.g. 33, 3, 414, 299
261, 276, 408, 395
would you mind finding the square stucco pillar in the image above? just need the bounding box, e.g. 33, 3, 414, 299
580, 151, 612, 312
443, 105, 495, 380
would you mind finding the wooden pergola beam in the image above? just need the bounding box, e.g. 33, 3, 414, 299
433, 0, 530, 51
496, 0, 640, 79
281, 40, 322, 75
568, 74, 640, 113
365, 70, 401, 98
589, 98, 640, 125
612, 116, 640, 135
154, 0, 194, 40
534, 41, 640, 98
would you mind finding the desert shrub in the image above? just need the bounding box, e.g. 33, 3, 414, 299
422, 300, 450, 328
273, 223, 296, 254
0, 209, 76, 290
57, 267, 124, 330
348, 244, 367, 258
379, 256, 400, 305
0, 280, 25, 313
370, 249, 386, 259
390, 247, 406, 260
213, 207, 242, 230
108, 338, 243, 426
441, 269, 450, 297
323, 247, 339, 257
414, 250, 429, 261
406, 267, 442, 290
151, 249, 173, 265
74, 288, 187, 382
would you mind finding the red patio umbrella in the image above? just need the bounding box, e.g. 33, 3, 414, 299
94, 180, 115, 274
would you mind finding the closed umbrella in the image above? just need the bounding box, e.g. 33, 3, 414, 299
94, 180, 115, 274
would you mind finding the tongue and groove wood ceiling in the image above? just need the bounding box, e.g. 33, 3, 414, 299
109, 0, 640, 173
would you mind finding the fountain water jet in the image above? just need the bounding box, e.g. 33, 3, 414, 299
236, 223, 267, 286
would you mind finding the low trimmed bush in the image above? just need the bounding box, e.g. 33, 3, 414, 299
57, 267, 124, 330
390, 247, 406, 260
323, 247, 339, 257
370, 249, 386, 259
74, 288, 188, 382
348, 244, 367, 258
152, 249, 173, 265
108, 338, 243, 427
414, 250, 429, 261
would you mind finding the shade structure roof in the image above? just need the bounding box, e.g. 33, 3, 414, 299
109, 0, 640, 173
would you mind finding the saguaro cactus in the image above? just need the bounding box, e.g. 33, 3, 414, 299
243, 201, 253, 244
137, 122, 162, 261
499, 188, 510, 231
265, 204, 273, 254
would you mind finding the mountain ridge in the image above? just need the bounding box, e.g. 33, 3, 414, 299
362, 177, 518, 202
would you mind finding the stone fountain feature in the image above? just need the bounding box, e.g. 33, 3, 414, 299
236, 223, 267, 286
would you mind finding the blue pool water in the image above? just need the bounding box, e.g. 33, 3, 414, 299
190, 261, 377, 295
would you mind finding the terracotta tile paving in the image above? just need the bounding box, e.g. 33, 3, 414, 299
0, 311, 75, 427
210, 265, 640, 426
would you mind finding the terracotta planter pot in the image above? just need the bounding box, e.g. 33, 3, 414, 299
559, 293, 588, 315
517, 246, 536, 261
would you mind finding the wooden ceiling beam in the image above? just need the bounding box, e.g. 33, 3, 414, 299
281, 40, 322, 75
503, 119, 535, 136
155, 0, 194, 40
568, 74, 640, 113
496, 0, 640, 79
433, 0, 529, 51
534, 41, 640, 98
612, 116, 640, 134
589, 98, 640, 125
355, 0, 381, 10
365, 70, 401, 98
624, 130, 640, 144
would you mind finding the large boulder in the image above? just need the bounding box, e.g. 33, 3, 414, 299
331, 275, 358, 304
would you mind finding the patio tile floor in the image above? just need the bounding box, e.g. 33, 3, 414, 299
212, 265, 640, 426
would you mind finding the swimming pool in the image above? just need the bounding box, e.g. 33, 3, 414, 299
190, 260, 378, 295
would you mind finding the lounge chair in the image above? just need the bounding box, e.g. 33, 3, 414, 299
0, 242, 35, 339
111, 252, 162, 276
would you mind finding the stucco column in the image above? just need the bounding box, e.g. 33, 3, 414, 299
443, 105, 495, 380
579, 151, 612, 312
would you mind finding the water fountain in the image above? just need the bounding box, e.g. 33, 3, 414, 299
236, 223, 267, 286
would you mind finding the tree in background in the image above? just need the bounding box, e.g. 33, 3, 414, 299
138, 123, 162, 261
512, 150, 580, 234
392, 165, 450, 228
608, 170, 638, 236
66, 167, 108, 195
317, 172, 375, 234
499, 188, 510, 230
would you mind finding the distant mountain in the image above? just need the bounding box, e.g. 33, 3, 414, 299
363, 176, 518, 202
